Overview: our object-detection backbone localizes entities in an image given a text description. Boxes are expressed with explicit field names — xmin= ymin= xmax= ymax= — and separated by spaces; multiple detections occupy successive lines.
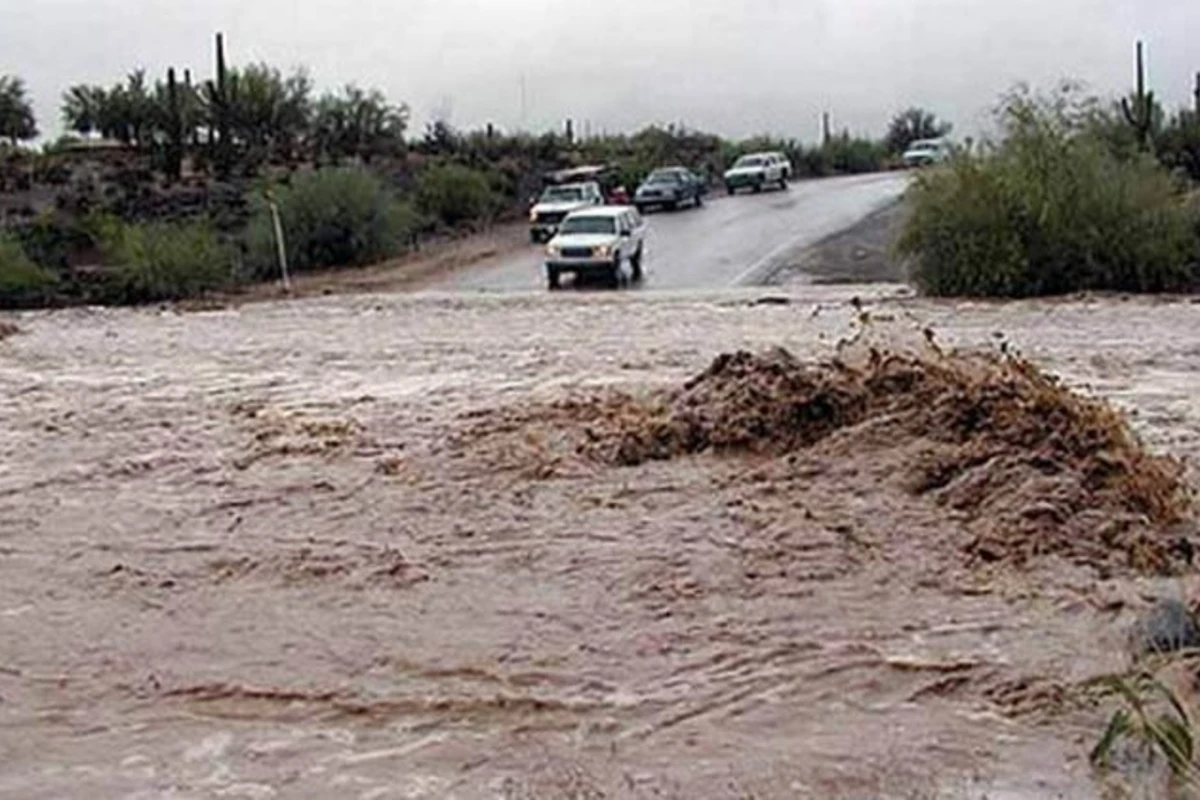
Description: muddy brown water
xmin=1 ymin=286 xmax=1199 ymax=798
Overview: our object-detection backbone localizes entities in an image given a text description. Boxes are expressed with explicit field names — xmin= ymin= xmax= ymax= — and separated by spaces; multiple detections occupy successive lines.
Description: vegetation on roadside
xmin=243 ymin=167 xmax=419 ymax=278
xmin=95 ymin=216 xmax=236 ymax=303
xmin=899 ymin=84 xmax=1200 ymax=298
xmin=0 ymin=232 xmax=57 ymax=308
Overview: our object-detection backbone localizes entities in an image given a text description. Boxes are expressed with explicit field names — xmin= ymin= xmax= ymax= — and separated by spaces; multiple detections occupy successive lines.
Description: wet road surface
xmin=434 ymin=173 xmax=910 ymax=291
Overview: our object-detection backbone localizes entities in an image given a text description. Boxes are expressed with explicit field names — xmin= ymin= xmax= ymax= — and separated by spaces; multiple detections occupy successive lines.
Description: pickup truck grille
xmin=535 ymin=211 xmax=567 ymax=225
xmin=560 ymin=247 xmax=594 ymax=259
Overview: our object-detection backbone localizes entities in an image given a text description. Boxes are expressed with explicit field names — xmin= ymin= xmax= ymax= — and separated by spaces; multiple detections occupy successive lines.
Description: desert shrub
xmin=244 ymin=167 xmax=418 ymax=277
xmin=822 ymin=134 xmax=889 ymax=175
xmin=1157 ymin=111 xmax=1200 ymax=183
xmin=898 ymin=88 xmax=1199 ymax=297
xmin=0 ymin=232 xmax=58 ymax=308
xmin=414 ymin=162 xmax=501 ymax=229
xmin=97 ymin=218 xmax=235 ymax=303
xmin=12 ymin=212 xmax=87 ymax=270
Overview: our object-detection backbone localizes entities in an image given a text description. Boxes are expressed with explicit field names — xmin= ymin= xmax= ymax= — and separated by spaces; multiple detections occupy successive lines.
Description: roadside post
xmin=264 ymin=187 xmax=291 ymax=292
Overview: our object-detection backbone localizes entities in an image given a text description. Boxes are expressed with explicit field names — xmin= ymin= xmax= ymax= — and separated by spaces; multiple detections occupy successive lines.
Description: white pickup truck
xmin=544 ymin=206 xmax=647 ymax=290
xmin=529 ymin=182 xmax=605 ymax=243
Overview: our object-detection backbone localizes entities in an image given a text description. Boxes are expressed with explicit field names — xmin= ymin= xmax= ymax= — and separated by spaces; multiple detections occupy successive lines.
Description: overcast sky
xmin=2 ymin=0 xmax=1197 ymax=142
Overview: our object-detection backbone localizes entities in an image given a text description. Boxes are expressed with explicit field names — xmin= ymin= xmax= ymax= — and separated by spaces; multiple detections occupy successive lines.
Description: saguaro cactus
xmin=1121 ymin=41 xmax=1156 ymax=149
xmin=165 ymin=67 xmax=183 ymax=181
xmin=208 ymin=32 xmax=233 ymax=177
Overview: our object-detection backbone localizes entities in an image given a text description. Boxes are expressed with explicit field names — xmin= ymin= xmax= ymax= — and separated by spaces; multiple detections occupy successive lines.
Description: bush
xmin=98 ymin=218 xmax=235 ymax=303
xmin=822 ymin=134 xmax=890 ymax=175
xmin=898 ymin=89 xmax=1199 ymax=297
xmin=414 ymin=163 xmax=502 ymax=229
xmin=244 ymin=167 xmax=417 ymax=277
xmin=1157 ymin=111 xmax=1200 ymax=183
xmin=0 ymin=232 xmax=58 ymax=308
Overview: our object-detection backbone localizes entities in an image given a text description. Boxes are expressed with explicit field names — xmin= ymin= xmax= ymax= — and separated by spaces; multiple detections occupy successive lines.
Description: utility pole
xmin=821 ymin=112 xmax=832 ymax=146
xmin=519 ymin=74 xmax=527 ymax=131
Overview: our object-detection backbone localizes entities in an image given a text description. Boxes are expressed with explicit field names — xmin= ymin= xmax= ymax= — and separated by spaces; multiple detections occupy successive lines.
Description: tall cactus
xmin=1121 ymin=41 xmax=1156 ymax=149
xmin=165 ymin=67 xmax=184 ymax=181
xmin=1194 ymin=71 xmax=1199 ymax=115
xmin=184 ymin=68 xmax=199 ymax=148
xmin=208 ymin=32 xmax=233 ymax=177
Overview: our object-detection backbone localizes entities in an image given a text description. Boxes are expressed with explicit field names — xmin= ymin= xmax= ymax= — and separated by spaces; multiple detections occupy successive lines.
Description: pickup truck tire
xmin=630 ymin=246 xmax=644 ymax=282
xmin=694 ymin=193 xmax=704 ymax=208
xmin=635 ymin=204 xmax=648 ymax=215
xmin=547 ymin=267 xmax=561 ymax=291
xmin=752 ymin=181 xmax=763 ymax=194
xmin=780 ymin=175 xmax=790 ymax=190
xmin=530 ymin=230 xmax=543 ymax=244
xmin=726 ymin=185 xmax=736 ymax=196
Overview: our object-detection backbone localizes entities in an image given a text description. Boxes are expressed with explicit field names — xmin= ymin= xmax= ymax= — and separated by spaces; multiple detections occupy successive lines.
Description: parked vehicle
xmin=544 ymin=206 xmax=647 ymax=290
xmin=723 ymin=152 xmax=790 ymax=194
xmin=634 ymin=167 xmax=706 ymax=212
xmin=528 ymin=182 xmax=604 ymax=243
xmin=902 ymin=138 xmax=951 ymax=168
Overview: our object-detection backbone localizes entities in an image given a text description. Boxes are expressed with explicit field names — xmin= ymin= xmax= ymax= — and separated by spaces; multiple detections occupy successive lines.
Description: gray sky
xmin=3 ymin=0 xmax=1197 ymax=142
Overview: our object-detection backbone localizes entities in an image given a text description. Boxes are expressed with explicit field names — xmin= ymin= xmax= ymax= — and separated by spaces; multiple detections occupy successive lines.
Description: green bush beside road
xmin=899 ymin=89 xmax=1200 ymax=298
xmin=0 ymin=232 xmax=58 ymax=308
xmin=97 ymin=218 xmax=235 ymax=303
xmin=244 ymin=167 xmax=420 ymax=278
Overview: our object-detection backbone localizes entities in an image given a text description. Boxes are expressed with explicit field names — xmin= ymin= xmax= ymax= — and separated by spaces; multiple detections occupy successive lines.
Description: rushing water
xmin=1 ymin=287 xmax=1197 ymax=798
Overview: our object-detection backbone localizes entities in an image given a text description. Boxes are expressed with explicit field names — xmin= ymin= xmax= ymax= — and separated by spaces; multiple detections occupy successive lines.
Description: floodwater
xmin=1 ymin=286 xmax=1198 ymax=798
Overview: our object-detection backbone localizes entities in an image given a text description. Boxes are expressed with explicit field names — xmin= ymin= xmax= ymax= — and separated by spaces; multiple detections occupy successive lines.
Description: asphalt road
xmin=433 ymin=171 xmax=910 ymax=291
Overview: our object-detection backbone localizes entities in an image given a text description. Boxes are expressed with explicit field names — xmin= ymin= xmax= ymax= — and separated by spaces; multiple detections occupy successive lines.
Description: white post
xmin=266 ymin=190 xmax=290 ymax=292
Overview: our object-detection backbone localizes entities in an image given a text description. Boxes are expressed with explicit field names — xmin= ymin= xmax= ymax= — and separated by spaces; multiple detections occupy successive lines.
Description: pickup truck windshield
xmin=734 ymin=156 xmax=765 ymax=168
xmin=559 ymin=216 xmax=616 ymax=235
xmin=541 ymin=187 xmax=584 ymax=202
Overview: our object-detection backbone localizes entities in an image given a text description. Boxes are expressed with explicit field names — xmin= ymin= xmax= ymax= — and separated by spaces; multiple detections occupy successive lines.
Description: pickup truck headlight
xmin=530 ymin=209 xmax=538 ymax=222
xmin=593 ymin=245 xmax=612 ymax=259
xmin=546 ymin=244 xmax=560 ymax=257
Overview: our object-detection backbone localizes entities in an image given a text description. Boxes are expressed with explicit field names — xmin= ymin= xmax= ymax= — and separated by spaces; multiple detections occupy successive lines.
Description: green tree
xmin=61 ymin=84 xmax=105 ymax=136
xmin=0 ymin=75 xmax=38 ymax=145
xmin=226 ymin=64 xmax=312 ymax=165
xmin=885 ymin=107 xmax=952 ymax=154
xmin=313 ymin=85 xmax=408 ymax=165
xmin=62 ymin=72 xmax=157 ymax=147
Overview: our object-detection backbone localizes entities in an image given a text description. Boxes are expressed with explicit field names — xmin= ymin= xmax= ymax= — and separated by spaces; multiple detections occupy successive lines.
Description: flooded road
xmin=1 ymin=287 xmax=1199 ymax=798
xmin=433 ymin=173 xmax=909 ymax=291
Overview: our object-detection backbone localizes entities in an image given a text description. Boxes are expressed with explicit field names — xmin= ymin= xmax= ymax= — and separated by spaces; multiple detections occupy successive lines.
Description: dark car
xmin=634 ymin=167 xmax=706 ymax=213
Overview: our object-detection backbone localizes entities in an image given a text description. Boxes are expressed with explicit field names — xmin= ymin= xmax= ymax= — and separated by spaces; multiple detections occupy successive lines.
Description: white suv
xmin=544 ymin=207 xmax=647 ymax=290
xmin=723 ymin=152 xmax=791 ymax=194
